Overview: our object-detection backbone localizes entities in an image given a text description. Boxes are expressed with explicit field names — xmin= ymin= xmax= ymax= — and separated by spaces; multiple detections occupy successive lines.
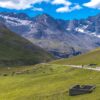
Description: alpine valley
xmin=0 ymin=12 xmax=100 ymax=58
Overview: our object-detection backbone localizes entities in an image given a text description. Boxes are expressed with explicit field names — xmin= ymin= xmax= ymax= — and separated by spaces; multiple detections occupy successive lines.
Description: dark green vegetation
xmin=0 ymin=22 xmax=54 ymax=66
xmin=53 ymin=48 xmax=100 ymax=66
xmin=0 ymin=64 xmax=100 ymax=100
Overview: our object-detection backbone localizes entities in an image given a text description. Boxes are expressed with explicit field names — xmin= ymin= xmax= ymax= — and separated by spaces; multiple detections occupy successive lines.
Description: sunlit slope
xmin=52 ymin=48 xmax=100 ymax=65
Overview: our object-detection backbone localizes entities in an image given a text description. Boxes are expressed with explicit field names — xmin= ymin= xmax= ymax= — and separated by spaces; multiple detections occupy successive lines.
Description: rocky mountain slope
xmin=0 ymin=21 xmax=54 ymax=66
xmin=0 ymin=12 xmax=100 ymax=57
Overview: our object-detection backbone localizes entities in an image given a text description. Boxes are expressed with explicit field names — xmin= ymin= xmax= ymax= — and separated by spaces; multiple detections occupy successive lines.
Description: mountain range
xmin=0 ymin=12 xmax=100 ymax=58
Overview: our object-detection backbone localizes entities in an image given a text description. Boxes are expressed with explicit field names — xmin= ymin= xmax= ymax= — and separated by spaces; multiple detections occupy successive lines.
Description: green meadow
xmin=0 ymin=64 xmax=100 ymax=100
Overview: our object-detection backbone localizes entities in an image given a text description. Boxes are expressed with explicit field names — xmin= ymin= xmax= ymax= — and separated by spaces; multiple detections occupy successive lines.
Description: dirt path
xmin=67 ymin=65 xmax=100 ymax=71
xmin=41 ymin=63 xmax=100 ymax=71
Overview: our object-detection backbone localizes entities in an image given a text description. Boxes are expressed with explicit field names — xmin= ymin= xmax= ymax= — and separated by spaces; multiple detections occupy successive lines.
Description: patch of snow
xmin=0 ymin=15 xmax=32 ymax=25
xmin=91 ymin=32 xmax=100 ymax=38
xmin=75 ymin=28 xmax=85 ymax=33
xmin=66 ymin=28 xmax=71 ymax=31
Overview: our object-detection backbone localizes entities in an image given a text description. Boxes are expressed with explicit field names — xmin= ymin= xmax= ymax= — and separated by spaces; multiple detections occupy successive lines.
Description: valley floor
xmin=0 ymin=64 xmax=100 ymax=100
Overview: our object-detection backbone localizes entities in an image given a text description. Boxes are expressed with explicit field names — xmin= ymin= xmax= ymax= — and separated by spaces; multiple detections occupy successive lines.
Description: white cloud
xmin=52 ymin=0 xmax=71 ymax=6
xmin=71 ymin=4 xmax=82 ymax=11
xmin=83 ymin=0 xmax=100 ymax=9
xmin=33 ymin=7 xmax=43 ymax=11
xmin=52 ymin=0 xmax=81 ymax=13
xmin=56 ymin=4 xmax=81 ymax=13
xmin=0 ymin=0 xmax=49 ymax=10
xmin=56 ymin=6 xmax=70 ymax=12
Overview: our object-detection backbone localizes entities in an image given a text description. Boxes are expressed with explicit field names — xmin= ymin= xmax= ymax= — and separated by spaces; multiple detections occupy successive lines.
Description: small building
xmin=89 ymin=64 xmax=97 ymax=66
xmin=69 ymin=85 xmax=96 ymax=96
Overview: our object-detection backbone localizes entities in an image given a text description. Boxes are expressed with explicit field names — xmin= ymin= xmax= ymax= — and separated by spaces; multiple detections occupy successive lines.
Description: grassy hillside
xmin=52 ymin=48 xmax=100 ymax=66
xmin=0 ymin=64 xmax=100 ymax=100
xmin=0 ymin=23 xmax=54 ymax=66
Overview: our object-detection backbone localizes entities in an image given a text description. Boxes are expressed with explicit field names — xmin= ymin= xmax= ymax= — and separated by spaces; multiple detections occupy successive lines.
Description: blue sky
xmin=0 ymin=0 xmax=100 ymax=20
